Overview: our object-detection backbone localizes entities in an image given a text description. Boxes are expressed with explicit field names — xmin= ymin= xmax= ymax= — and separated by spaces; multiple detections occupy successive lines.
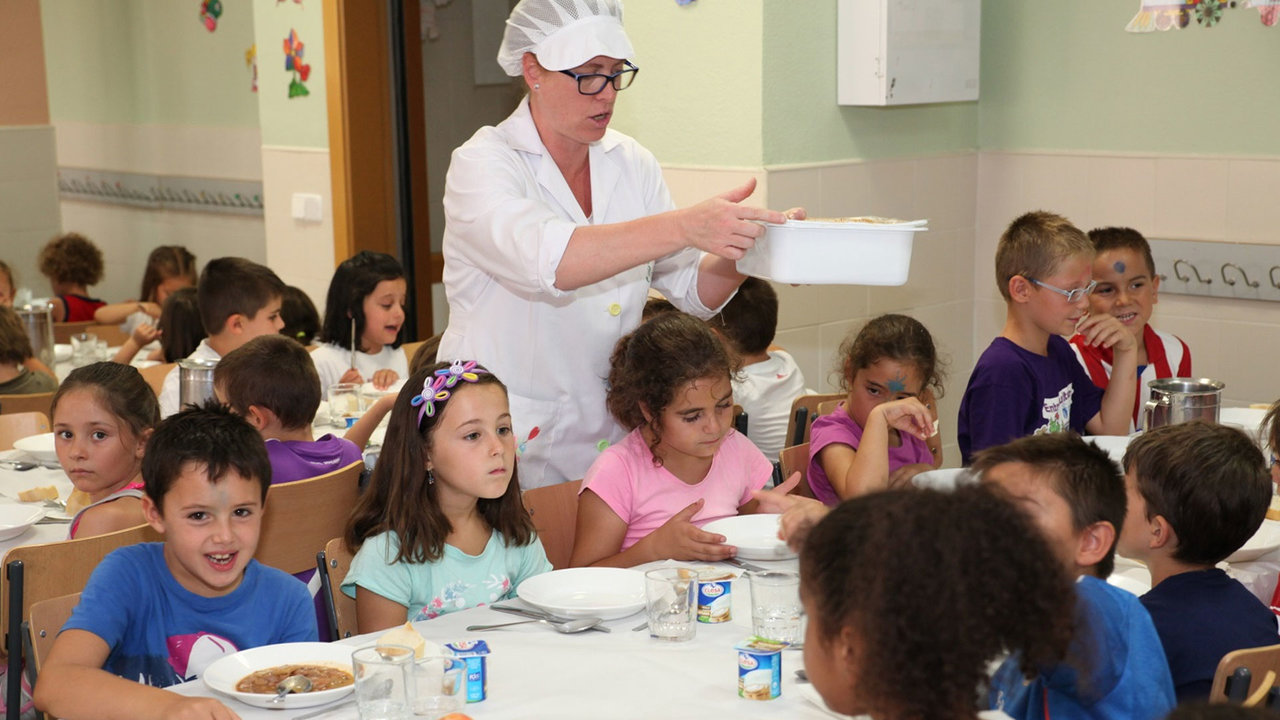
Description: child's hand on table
xmin=163 ymin=695 xmax=241 ymax=720
xmin=647 ymin=499 xmax=737 ymax=562
xmin=750 ymin=473 xmax=829 ymax=552
xmin=369 ymin=368 xmax=399 ymax=391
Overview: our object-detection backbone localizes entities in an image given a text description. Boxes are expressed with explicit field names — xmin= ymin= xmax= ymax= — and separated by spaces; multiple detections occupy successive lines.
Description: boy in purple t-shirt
xmin=958 ymin=211 xmax=1138 ymax=464
xmin=213 ymin=335 xmax=363 ymax=484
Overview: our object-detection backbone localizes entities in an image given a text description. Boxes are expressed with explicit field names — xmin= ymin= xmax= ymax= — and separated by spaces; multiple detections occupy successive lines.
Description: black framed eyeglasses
xmin=559 ymin=60 xmax=639 ymax=96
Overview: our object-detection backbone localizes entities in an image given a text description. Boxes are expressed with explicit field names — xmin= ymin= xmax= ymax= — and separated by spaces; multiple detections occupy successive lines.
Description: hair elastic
xmin=411 ymin=360 xmax=485 ymax=426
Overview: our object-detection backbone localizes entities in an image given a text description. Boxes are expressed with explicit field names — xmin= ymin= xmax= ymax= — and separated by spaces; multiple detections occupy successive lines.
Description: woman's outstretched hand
xmin=679 ymin=178 xmax=791 ymax=260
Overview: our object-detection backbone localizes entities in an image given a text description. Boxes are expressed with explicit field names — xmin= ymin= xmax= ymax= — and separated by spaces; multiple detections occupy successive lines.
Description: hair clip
xmin=410 ymin=360 xmax=485 ymax=426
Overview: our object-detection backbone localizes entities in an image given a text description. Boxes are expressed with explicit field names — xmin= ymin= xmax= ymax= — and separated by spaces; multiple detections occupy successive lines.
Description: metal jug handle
xmin=1143 ymin=395 xmax=1169 ymax=432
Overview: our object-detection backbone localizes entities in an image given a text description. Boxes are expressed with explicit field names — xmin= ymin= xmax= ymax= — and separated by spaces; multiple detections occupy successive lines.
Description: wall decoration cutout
xmin=1127 ymin=0 xmax=1277 ymax=31
xmin=199 ymin=0 xmax=222 ymax=32
xmin=245 ymin=45 xmax=258 ymax=93
xmin=284 ymin=29 xmax=311 ymax=98
xmin=421 ymin=0 xmax=454 ymax=42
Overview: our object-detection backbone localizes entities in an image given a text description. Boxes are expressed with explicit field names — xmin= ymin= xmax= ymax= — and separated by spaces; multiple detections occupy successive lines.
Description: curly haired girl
xmin=38 ymin=232 xmax=106 ymax=322
xmin=800 ymin=485 xmax=1074 ymax=720
xmin=570 ymin=312 xmax=796 ymax=568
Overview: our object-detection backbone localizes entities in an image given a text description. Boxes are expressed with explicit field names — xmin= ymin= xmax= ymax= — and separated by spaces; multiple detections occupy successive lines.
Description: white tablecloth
xmin=0 ymin=450 xmax=75 ymax=557
xmin=168 ymin=558 xmax=839 ymax=719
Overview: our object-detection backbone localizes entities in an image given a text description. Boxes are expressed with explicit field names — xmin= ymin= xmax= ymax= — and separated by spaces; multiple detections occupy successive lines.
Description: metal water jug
xmin=15 ymin=302 xmax=55 ymax=368
xmin=1143 ymin=378 xmax=1224 ymax=431
xmin=178 ymin=358 xmax=219 ymax=410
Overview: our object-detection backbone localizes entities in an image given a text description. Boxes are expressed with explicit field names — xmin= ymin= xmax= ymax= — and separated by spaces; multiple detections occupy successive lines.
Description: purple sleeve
xmin=958 ymin=360 xmax=1035 ymax=465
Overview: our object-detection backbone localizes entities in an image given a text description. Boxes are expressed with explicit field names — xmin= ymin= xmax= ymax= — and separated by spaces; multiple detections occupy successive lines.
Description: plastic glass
xmin=748 ymin=570 xmax=803 ymax=644
xmin=412 ymin=655 xmax=466 ymax=718
xmin=644 ymin=567 xmax=697 ymax=642
xmin=328 ymin=383 xmax=363 ymax=427
xmin=352 ymin=644 xmax=414 ymax=720
xmin=69 ymin=332 xmax=98 ymax=367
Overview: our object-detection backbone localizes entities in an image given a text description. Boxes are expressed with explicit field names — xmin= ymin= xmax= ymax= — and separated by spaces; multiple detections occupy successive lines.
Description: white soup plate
xmin=702 ymin=514 xmax=796 ymax=561
xmin=13 ymin=434 xmax=58 ymax=465
xmin=516 ymin=567 xmax=645 ymax=620
xmin=1228 ymin=520 xmax=1280 ymax=563
xmin=202 ymin=642 xmax=356 ymax=709
xmin=0 ymin=503 xmax=46 ymax=541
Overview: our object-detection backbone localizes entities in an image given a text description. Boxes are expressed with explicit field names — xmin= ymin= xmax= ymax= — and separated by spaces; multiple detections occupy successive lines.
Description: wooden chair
xmin=400 ymin=340 xmax=425 ymax=365
xmin=317 ymin=538 xmax=358 ymax=641
xmin=778 ymin=443 xmax=815 ymax=499
xmin=255 ymin=461 xmax=363 ymax=575
xmin=784 ymin=393 xmax=843 ymax=447
xmin=51 ymin=322 xmax=94 ymax=344
xmin=0 ymin=412 xmax=49 ymax=451
xmin=84 ymin=324 xmax=129 ymax=347
xmin=138 ymin=362 xmax=175 ymax=397
xmin=27 ymin=591 xmax=79 ymax=678
xmin=0 ymin=392 xmax=55 ymax=419
xmin=3 ymin=523 xmax=162 ymax=719
xmin=1211 ymin=643 xmax=1280 ymax=706
xmin=522 ymin=479 xmax=583 ymax=570
xmin=816 ymin=399 xmax=841 ymax=418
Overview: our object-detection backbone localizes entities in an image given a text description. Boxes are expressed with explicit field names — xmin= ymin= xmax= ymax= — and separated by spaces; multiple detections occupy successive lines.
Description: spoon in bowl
xmin=465 ymin=617 xmax=601 ymax=634
xmin=266 ymin=675 xmax=312 ymax=707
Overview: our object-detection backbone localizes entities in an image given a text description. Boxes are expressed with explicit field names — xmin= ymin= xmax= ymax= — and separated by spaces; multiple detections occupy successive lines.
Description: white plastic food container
xmin=735 ymin=217 xmax=927 ymax=285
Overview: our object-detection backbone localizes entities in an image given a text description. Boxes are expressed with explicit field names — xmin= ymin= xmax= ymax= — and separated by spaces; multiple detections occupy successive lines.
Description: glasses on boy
xmin=560 ymin=60 xmax=639 ymax=95
xmin=1028 ymin=278 xmax=1097 ymax=304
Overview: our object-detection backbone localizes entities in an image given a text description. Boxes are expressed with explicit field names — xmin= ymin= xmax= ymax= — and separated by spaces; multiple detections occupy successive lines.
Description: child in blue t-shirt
xmin=341 ymin=361 xmax=551 ymax=632
xmin=975 ymin=433 xmax=1176 ymax=720
xmin=34 ymin=403 xmax=317 ymax=720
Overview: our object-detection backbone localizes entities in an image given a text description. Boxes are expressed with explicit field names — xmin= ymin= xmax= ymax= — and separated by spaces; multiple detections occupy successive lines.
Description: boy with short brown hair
xmin=958 ymin=211 xmax=1138 ymax=464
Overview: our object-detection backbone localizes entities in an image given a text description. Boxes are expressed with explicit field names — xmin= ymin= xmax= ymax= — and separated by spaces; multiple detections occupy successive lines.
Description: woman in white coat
xmin=438 ymin=0 xmax=801 ymax=488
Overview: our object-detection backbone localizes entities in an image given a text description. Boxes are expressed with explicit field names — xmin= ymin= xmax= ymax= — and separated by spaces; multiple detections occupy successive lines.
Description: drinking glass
xmin=328 ymin=382 xmax=363 ymax=427
xmin=644 ymin=567 xmax=697 ymax=642
xmin=412 ymin=654 xmax=466 ymax=718
xmin=352 ymin=644 xmax=414 ymax=720
xmin=747 ymin=570 xmax=803 ymax=644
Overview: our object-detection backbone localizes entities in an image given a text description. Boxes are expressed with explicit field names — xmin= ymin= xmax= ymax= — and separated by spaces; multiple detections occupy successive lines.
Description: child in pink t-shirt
xmin=570 ymin=312 xmax=794 ymax=568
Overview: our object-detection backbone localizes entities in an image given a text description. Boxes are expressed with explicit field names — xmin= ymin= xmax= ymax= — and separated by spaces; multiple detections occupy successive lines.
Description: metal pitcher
xmin=1143 ymin=378 xmax=1225 ymax=431
xmin=15 ymin=302 xmax=55 ymax=368
xmin=178 ymin=358 xmax=219 ymax=410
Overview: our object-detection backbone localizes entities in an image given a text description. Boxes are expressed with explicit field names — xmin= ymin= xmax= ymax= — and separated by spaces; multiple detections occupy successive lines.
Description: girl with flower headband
xmin=341 ymin=360 xmax=551 ymax=631
xmin=570 ymin=313 xmax=799 ymax=567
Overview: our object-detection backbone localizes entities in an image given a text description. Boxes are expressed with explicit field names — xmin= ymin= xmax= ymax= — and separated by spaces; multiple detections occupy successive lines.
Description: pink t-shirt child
xmin=580 ymin=428 xmax=773 ymax=551
xmin=806 ymin=402 xmax=934 ymax=506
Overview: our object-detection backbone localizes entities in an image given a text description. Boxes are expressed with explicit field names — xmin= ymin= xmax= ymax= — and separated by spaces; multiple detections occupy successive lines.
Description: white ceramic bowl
xmin=0 ymin=503 xmax=46 ymax=541
xmin=1227 ymin=520 xmax=1280 ymax=563
xmin=202 ymin=642 xmax=356 ymax=709
xmin=516 ymin=567 xmax=645 ymax=620
xmin=735 ymin=217 xmax=927 ymax=285
xmin=13 ymin=433 xmax=58 ymax=465
xmin=53 ymin=343 xmax=72 ymax=363
xmin=701 ymin=514 xmax=796 ymax=561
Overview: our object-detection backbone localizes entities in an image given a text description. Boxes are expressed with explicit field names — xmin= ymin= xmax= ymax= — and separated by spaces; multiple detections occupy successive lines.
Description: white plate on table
xmin=0 ymin=503 xmax=47 ymax=541
xmin=13 ymin=434 xmax=58 ymax=465
xmin=1227 ymin=520 xmax=1280 ymax=563
xmin=54 ymin=344 xmax=72 ymax=363
xmin=702 ymin=514 xmax=796 ymax=561
xmin=202 ymin=642 xmax=356 ymax=709
xmin=516 ymin=567 xmax=645 ymax=620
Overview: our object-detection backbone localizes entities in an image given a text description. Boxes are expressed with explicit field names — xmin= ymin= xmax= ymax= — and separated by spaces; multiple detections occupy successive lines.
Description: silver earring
xmin=426 ymin=469 xmax=435 ymax=485
xmin=533 ymin=83 xmax=540 ymax=90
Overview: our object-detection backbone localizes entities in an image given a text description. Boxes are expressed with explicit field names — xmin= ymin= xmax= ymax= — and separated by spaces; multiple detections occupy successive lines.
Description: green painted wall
xmin=609 ymin=0 xmax=764 ymax=167
xmin=761 ymin=2 xmax=979 ymax=165
xmin=252 ymin=0 xmax=327 ymax=149
xmin=41 ymin=0 xmax=259 ymax=127
xmin=980 ymin=0 xmax=1280 ymax=155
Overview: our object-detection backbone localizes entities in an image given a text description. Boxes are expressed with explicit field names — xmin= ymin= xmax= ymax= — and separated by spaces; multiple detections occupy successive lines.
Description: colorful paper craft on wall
xmin=284 ymin=29 xmax=311 ymax=98
xmin=199 ymin=0 xmax=222 ymax=32
xmin=245 ymin=45 xmax=258 ymax=93
xmin=1127 ymin=0 xmax=1278 ymax=31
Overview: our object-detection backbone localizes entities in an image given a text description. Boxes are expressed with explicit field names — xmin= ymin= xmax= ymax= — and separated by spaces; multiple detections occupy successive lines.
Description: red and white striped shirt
xmin=1069 ymin=324 xmax=1192 ymax=433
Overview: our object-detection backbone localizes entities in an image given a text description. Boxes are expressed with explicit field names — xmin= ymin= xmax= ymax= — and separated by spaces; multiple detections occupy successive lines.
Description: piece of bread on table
xmin=64 ymin=489 xmax=92 ymax=517
xmin=17 ymin=485 xmax=58 ymax=503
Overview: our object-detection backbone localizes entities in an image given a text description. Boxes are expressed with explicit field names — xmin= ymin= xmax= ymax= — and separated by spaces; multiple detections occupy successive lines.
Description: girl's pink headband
xmin=410 ymin=360 xmax=486 ymax=427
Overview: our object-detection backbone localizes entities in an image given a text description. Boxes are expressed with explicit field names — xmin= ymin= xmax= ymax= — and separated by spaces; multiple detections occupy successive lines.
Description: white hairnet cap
xmin=498 ymin=0 xmax=635 ymax=77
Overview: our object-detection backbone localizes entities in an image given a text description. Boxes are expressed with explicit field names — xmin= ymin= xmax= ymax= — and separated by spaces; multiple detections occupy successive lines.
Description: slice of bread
xmin=17 ymin=485 xmax=57 ymax=503
xmin=379 ymin=622 xmax=427 ymax=659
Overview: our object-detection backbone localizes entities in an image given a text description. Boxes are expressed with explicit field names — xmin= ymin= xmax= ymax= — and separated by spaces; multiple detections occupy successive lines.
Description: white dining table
xmin=167 ymin=557 xmax=844 ymax=720
xmin=0 ymin=450 xmax=75 ymax=555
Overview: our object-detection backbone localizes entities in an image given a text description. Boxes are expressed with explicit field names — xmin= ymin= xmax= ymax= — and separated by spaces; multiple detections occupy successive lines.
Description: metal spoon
xmin=465 ymin=617 xmax=601 ymax=633
xmin=266 ymin=675 xmax=312 ymax=707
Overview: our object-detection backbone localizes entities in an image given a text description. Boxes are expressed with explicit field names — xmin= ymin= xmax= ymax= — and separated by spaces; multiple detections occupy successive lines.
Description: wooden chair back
xmin=0 ymin=412 xmax=49 ymax=451
xmin=784 ymin=393 xmax=843 ymax=447
xmin=52 ymin=322 xmax=94 ymax=344
xmin=138 ymin=362 xmax=175 ymax=397
xmin=778 ymin=443 xmax=815 ymax=499
xmin=318 ymin=537 xmax=358 ymax=641
xmin=816 ymin=399 xmax=841 ymax=418
xmin=1212 ymin=643 xmax=1280 ymax=706
xmin=522 ymin=479 xmax=582 ymax=570
xmin=3 ymin=523 xmax=161 ymax=719
xmin=256 ymin=461 xmax=363 ymax=574
xmin=85 ymin=324 xmax=130 ymax=347
xmin=28 ymin=592 xmax=80 ymax=677
xmin=0 ymin=392 xmax=55 ymax=418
